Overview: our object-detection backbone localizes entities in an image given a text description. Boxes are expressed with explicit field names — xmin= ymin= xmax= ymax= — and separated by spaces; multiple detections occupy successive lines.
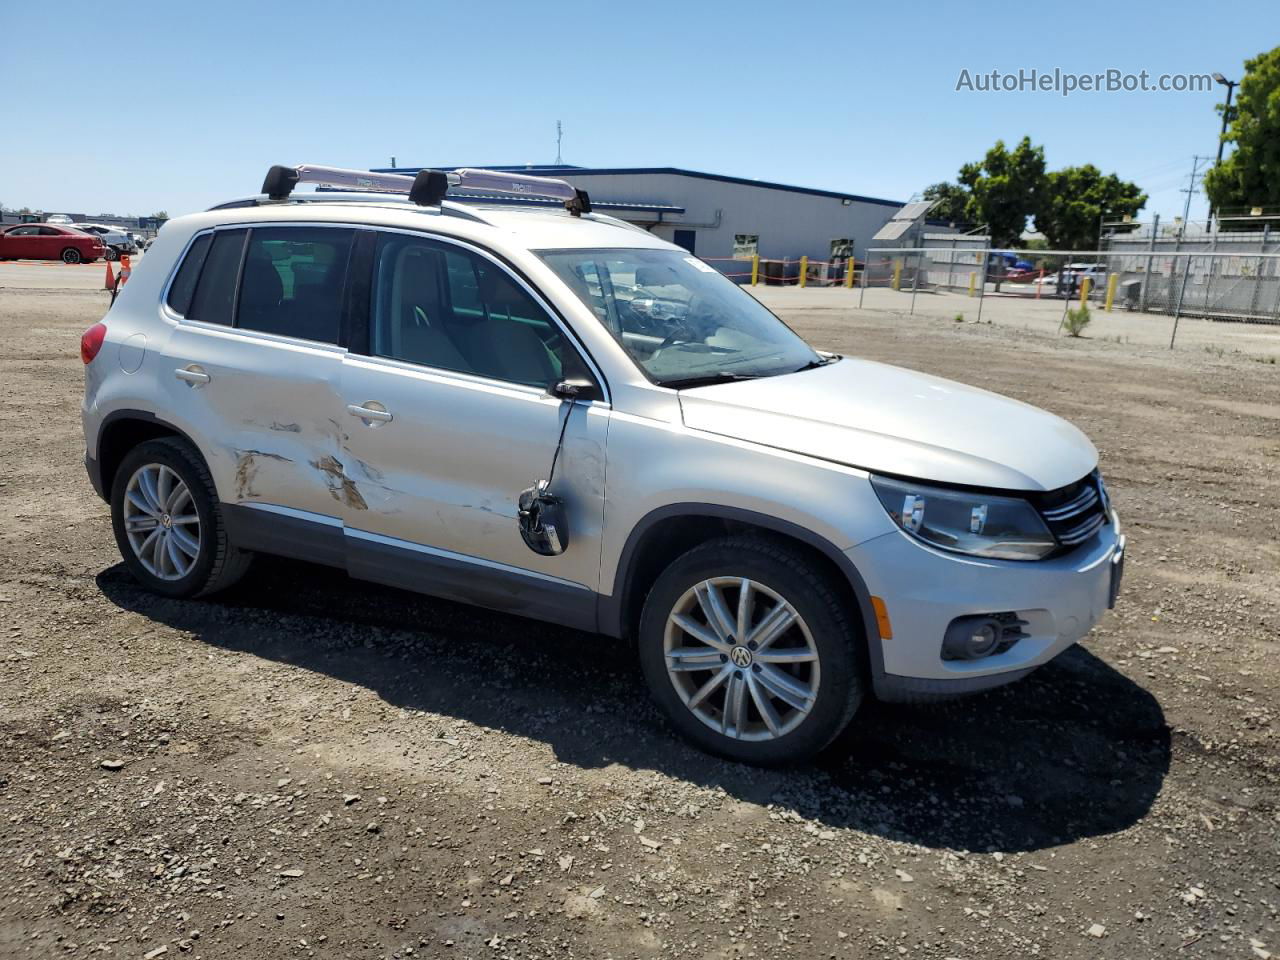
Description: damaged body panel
xmin=160 ymin=319 xmax=349 ymax=520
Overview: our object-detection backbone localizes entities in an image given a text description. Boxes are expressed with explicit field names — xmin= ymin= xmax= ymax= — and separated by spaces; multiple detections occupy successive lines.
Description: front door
xmin=338 ymin=231 xmax=608 ymax=629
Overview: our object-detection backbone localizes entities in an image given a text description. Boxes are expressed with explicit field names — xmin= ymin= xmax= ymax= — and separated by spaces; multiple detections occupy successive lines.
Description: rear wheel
xmin=61 ymin=247 xmax=82 ymax=264
xmin=638 ymin=536 xmax=864 ymax=765
xmin=110 ymin=438 xmax=252 ymax=598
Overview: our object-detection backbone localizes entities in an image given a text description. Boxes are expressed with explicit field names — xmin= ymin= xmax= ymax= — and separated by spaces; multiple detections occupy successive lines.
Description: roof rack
xmin=260 ymin=163 xmax=592 ymax=216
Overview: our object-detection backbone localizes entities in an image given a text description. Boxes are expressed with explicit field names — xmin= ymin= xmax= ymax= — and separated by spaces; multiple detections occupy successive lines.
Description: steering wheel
xmin=656 ymin=294 xmax=723 ymax=350
xmin=657 ymin=320 xmax=699 ymax=351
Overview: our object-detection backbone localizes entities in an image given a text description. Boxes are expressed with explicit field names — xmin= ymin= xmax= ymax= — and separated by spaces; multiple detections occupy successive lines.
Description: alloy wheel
xmin=122 ymin=464 xmax=201 ymax=581
xmin=663 ymin=576 xmax=820 ymax=742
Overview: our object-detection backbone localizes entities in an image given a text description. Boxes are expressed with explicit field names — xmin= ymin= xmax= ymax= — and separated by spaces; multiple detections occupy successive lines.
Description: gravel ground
xmin=0 ymin=277 xmax=1277 ymax=960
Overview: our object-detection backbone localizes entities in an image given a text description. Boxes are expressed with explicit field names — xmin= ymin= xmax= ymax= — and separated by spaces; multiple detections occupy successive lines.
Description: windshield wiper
xmin=662 ymin=372 xmax=762 ymax=389
xmin=792 ymin=355 xmax=839 ymax=373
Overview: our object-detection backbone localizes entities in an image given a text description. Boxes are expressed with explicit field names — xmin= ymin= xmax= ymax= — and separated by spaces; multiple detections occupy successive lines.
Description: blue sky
xmin=0 ymin=1 xmax=1267 ymax=221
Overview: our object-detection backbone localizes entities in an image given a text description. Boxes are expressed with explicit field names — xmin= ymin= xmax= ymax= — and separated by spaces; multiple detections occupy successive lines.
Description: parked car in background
xmin=72 ymin=224 xmax=136 ymax=260
xmin=0 ymin=223 xmax=104 ymax=263
xmin=45 ymin=214 xmax=74 ymax=225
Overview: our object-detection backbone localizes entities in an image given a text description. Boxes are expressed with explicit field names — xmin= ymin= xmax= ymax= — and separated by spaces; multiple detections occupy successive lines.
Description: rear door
xmin=158 ymin=225 xmax=357 ymax=558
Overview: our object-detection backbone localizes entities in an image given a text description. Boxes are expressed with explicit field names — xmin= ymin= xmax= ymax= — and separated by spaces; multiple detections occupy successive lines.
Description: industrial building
xmin=374 ymin=164 xmax=906 ymax=267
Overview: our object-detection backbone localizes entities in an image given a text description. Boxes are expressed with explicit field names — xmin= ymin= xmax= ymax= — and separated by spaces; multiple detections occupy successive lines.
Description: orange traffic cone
xmin=104 ymin=261 xmax=116 ymax=291
xmin=118 ymin=255 xmax=132 ymax=286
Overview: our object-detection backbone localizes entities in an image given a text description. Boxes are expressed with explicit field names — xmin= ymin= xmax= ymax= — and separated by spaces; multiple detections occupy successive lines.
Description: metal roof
xmin=374 ymin=165 xmax=903 ymax=208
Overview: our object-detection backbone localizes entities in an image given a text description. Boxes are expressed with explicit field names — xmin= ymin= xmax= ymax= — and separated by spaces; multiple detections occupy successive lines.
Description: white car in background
xmin=46 ymin=214 xmax=74 ymax=225
xmin=72 ymin=224 xmax=137 ymax=260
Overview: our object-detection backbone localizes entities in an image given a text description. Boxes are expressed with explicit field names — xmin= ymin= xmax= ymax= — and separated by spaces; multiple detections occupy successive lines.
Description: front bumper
xmin=850 ymin=511 xmax=1124 ymax=702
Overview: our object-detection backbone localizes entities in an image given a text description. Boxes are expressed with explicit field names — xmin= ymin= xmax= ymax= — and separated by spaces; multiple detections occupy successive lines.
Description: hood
xmin=678 ymin=358 xmax=1097 ymax=492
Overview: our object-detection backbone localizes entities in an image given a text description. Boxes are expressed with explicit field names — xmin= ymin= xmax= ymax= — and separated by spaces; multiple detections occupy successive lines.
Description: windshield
xmin=538 ymin=248 xmax=822 ymax=387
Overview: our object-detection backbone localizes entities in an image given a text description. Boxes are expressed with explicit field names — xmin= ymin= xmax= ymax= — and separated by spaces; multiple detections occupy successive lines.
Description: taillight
xmin=81 ymin=323 xmax=107 ymax=364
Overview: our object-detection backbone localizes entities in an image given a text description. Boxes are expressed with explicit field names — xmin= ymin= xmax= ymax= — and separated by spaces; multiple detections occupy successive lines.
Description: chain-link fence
xmin=861 ymin=245 xmax=1280 ymax=336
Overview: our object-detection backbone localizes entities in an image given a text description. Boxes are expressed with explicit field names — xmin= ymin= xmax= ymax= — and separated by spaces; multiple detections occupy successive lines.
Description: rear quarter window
xmin=165 ymin=233 xmax=213 ymax=316
xmin=187 ymin=230 xmax=247 ymax=326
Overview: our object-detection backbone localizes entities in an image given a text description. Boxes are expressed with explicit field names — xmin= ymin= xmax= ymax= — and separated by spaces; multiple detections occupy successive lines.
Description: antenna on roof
xmin=555 ymin=120 xmax=563 ymax=166
xmin=259 ymin=163 xmax=592 ymax=215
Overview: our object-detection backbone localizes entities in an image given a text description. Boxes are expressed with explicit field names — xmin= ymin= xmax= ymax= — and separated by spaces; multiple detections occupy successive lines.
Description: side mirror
xmin=551 ymin=377 xmax=602 ymax=403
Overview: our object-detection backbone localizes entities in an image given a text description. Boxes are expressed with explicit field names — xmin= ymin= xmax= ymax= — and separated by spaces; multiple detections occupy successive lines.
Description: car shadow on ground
xmin=97 ymin=556 xmax=1170 ymax=855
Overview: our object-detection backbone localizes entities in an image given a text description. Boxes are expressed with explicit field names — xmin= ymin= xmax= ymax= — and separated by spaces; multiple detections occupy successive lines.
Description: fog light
xmin=942 ymin=615 xmax=1021 ymax=661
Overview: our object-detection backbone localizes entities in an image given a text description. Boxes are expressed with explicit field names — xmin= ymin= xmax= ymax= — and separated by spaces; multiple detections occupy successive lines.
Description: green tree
xmin=1034 ymin=165 xmax=1146 ymax=251
xmin=150 ymin=210 xmax=169 ymax=221
xmin=1203 ymin=46 xmax=1280 ymax=216
xmin=922 ymin=182 xmax=970 ymax=226
xmin=957 ymin=137 xmax=1046 ymax=247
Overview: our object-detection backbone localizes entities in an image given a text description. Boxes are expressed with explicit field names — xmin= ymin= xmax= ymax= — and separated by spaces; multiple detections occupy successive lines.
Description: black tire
xmin=110 ymin=437 xmax=252 ymax=598
xmin=61 ymin=247 xmax=82 ymax=264
xmin=103 ymin=247 xmax=118 ymax=262
xmin=637 ymin=535 xmax=864 ymax=765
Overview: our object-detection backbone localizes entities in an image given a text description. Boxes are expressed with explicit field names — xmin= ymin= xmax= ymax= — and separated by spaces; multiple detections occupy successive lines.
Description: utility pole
xmin=1208 ymin=72 xmax=1237 ymax=224
xmin=1179 ymin=155 xmax=1210 ymax=237
xmin=555 ymin=121 xmax=563 ymax=166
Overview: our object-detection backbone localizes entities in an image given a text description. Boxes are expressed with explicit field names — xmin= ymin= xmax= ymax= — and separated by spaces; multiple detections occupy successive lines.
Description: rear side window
xmin=236 ymin=227 xmax=354 ymax=344
xmin=188 ymin=230 xmax=247 ymax=326
xmin=166 ymin=234 xmax=212 ymax=316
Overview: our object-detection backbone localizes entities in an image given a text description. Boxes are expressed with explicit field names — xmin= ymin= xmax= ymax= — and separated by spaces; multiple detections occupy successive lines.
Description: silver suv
xmin=80 ymin=164 xmax=1124 ymax=764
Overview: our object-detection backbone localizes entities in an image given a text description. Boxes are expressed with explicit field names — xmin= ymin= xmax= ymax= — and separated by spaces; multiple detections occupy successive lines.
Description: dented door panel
xmin=338 ymin=355 xmax=609 ymax=592
xmin=161 ymin=322 xmax=349 ymax=519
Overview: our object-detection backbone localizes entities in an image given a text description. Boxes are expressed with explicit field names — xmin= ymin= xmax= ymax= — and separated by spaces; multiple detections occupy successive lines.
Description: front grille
xmin=1032 ymin=473 xmax=1109 ymax=550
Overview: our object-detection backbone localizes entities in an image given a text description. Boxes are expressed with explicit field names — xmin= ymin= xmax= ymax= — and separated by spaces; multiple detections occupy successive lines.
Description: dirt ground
xmin=1 ymin=267 xmax=1278 ymax=960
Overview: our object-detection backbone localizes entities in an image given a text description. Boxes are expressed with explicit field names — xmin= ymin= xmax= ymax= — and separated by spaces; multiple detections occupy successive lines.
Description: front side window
xmin=236 ymin=227 xmax=354 ymax=343
xmin=371 ymin=234 xmax=580 ymax=388
xmin=539 ymin=248 xmax=821 ymax=387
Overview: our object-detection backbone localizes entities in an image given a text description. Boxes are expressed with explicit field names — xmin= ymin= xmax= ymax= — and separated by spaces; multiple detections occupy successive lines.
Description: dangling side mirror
xmin=551 ymin=378 xmax=602 ymax=403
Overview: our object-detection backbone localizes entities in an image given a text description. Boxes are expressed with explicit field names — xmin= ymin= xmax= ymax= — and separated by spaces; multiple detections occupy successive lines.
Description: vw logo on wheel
xmin=729 ymin=645 xmax=753 ymax=668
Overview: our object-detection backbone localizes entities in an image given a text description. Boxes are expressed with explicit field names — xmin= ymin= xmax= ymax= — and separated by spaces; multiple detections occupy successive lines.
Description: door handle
xmin=347 ymin=402 xmax=393 ymax=423
xmin=175 ymin=365 xmax=210 ymax=386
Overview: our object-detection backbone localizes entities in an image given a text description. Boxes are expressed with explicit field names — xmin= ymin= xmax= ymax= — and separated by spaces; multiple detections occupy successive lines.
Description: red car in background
xmin=0 ymin=224 xmax=106 ymax=264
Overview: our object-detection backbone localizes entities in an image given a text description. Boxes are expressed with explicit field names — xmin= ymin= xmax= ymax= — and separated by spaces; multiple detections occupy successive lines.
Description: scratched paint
xmin=311 ymin=455 xmax=368 ymax=511
xmin=234 ymin=449 xmax=291 ymax=500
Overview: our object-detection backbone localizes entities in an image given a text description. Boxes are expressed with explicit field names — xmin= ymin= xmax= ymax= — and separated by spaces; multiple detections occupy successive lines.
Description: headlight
xmin=870 ymin=475 xmax=1056 ymax=561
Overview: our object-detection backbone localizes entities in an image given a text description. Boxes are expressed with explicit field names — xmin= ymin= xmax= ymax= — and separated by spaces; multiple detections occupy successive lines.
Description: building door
xmin=673 ymin=229 xmax=696 ymax=254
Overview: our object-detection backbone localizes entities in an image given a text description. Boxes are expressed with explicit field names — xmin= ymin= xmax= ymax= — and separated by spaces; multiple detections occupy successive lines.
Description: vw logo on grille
xmin=729 ymin=645 xmax=753 ymax=668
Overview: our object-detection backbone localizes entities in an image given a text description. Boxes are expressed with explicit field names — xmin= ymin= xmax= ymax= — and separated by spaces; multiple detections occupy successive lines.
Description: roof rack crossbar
xmin=261 ymin=163 xmax=590 ymax=214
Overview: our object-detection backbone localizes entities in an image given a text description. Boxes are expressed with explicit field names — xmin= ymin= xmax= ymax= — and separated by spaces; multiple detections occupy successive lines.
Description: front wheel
xmin=103 ymin=247 xmax=118 ymax=262
xmin=110 ymin=438 xmax=252 ymax=598
xmin=637 ymin=536 xmax=865 ymax=765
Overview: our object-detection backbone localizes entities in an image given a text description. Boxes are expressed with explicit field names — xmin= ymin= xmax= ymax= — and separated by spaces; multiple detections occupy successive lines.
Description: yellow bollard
xmin=799 ymin=255 xmax=808 ymax=288
xmin=751 ymin=254 xmax=759 ymax=286
xmin=844 ymin=257 xmax=855 ymax=288
xmin=968 ymin=272 xmax=976 ymax=297
xmin=1079 ymin=276 xmax=1091 ymax=307
xmin=892 ymin=260 xmax=902 ymax=291
xmin=1104 ymin=273 xmax=1118 ymax=312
